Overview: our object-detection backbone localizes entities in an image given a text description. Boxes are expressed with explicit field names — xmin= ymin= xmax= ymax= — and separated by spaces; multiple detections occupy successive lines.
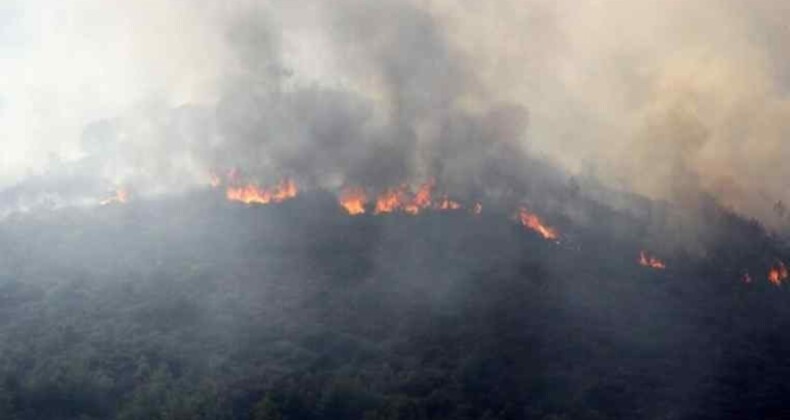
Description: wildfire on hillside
xmin=515 ymin=206 xmax=559 ymax=241
xmin=768 ymin=261 xmax=788 ymax=286
xmin=435 ymin=195 xmax=462 ymax=211
xmin=338 ymin=180 xmax=466 ymax=216
xmin=339 ymin=187 xmax=368 ymax=215
xmin=101 ymin=173 xmax=790 ymax=278
xmin=210 ymin=169 xmax=300 ymax=205
xmin=225 ymin=179 xmax=298 ymax=205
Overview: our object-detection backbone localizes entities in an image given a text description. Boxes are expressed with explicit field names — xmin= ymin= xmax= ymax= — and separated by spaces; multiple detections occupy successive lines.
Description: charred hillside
xmin=0 ymin=191 xmax=789 ymax=420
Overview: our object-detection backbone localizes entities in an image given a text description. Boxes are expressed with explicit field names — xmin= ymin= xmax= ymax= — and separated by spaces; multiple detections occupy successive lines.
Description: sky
xmin=0 ymin=0 xmax=227 ymax=180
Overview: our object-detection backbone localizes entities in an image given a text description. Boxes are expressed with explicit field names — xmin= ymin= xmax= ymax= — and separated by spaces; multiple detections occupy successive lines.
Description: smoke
xmin=3 ymin=0 xmax=790 ymax=228
xmin=428 ymin=0 xmax=790 ymax=227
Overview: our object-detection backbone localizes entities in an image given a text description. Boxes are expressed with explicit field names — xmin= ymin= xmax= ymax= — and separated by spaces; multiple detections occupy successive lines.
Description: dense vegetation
xmin=0 ymin=192 xmax=789 ymax=419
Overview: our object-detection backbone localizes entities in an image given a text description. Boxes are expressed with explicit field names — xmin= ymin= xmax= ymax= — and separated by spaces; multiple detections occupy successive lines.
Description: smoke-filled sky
xmin=2 ymin=0 xmax=790 ymax=226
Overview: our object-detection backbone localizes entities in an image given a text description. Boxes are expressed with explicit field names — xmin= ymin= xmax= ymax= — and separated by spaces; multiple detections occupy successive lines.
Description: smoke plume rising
xmin=3 ymin=0 xmax=790 ymax=229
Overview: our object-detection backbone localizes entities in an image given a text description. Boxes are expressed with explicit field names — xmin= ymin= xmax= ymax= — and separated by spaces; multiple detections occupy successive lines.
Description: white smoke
xmin=3 ymin=0 xmax=790 ymax=228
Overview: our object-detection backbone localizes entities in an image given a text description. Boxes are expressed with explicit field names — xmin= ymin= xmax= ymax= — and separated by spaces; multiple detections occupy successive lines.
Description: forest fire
xmin=100 ymin=188 xmax=129 ymax=206
xmin=213 ymin=171 xmax=469 ymax=215
xmin=639 ymin=251 xmax=666 ymax=270
xmin=373 ymin=183 xmax=433 ymax=215
xmin=435 ymin=196 xmax=462 ymax=211
xmin=339 ymin=181 xmax=466 ymax=216
xmin=205 ymin=174 xmax=790 ymax=284
xmin=225 ymin=179 xmax=298 ymax=205
xmin=339 ymin=187 xmax=368 ymax=215
xmin=373 ymin=186 xmax=407 ymax=214
xmin=403 ymin=181 xmax=434 ymax=215
xmin=515 ymin=207 xmax=559 ymax=241
xmin=768 ymin=261 xmax=788 ymax=286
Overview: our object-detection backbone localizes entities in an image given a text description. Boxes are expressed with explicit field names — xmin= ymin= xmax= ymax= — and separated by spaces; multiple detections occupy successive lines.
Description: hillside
xmin=0 ymin=191 xmax=789 ymax=419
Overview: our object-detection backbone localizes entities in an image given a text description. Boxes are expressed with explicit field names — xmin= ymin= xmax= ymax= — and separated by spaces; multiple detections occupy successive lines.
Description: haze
xmin=2 ymin=0 xmax=790 ymax=224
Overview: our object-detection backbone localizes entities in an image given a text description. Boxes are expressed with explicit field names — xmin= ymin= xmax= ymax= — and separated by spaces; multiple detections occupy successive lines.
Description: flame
xmin=339 ymin=187 xmax=368 ymax=215
xmin=435 ymin=196 xmax=462 ymax=211
xmin=639 ymin=250 xmax=666 ymax=270
xmin=516 ymin=207 xmax=558 ymax=240
xmin=768 ymin=261 xmax=788 ymax=286
xmin=403 ymin=181 xmax=435 ymax=215
xmin=341 ymin=181 xmax=466 ymax=216
xmin=226 ymin=179 xmax=298 ymax=205
xmin=100 ymin=188 xmax=129 ymax=206
xmin=209 ymin=172 xmax=789 ymax=282
xmin=370 ymin=181 xmax=442 ymax=215
xmin=374 ymin=186 xmax=408 ymax=214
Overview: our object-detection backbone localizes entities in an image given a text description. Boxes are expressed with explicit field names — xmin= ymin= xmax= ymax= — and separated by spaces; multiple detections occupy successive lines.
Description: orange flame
xmin=516 ymin=207 xmax=558 ymax=240
xmin=374 ymin=186 xmax=408 ymax=214
xmin=220 ymin=176 xmax=466 ymax=216
xmin=435 ymin=196 xmax=462 ymax=211
xmin=371 ymin=181 xmax=459 ymax=215
xmin=403 ymin=181 xmax=435 ymax=215
xmin=226 ymin=179 xmax=298 ymax=205
xmin=339 ymin=187 xmax=368 ymax=215
xmin=100 ymin=188 xmax=129 ymax=206
xmin=639 ymin=250 xmax=666 ymax=270
xmin=345 ymin=181 xmax=466 ymax=215
xmin=768 ymin=261 xmax=788 ymax=286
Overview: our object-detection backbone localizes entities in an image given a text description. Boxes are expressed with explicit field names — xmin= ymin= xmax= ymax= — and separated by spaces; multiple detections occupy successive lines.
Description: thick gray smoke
xmin=3 ymin=0 xmax=790 ymax=229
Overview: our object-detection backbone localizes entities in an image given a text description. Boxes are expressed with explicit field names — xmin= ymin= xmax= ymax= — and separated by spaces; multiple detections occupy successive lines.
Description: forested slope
xmin=0 ymin=192 xmax=789 ymax=419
